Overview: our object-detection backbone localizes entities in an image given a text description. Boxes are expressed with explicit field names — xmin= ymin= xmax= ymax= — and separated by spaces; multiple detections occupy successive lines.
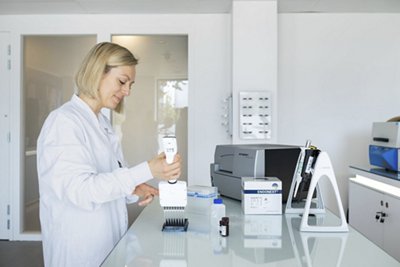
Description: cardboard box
xmin=241 ymin=177 xmax=282 ymax=215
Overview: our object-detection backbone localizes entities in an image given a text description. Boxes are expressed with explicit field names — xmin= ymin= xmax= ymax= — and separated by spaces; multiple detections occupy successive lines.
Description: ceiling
xmin=0 ymin=0 xmax=400 ymax=15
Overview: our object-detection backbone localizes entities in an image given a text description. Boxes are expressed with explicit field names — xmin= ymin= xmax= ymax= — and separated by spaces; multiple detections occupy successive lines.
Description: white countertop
xmin=349 ymin=165 xmax=400 ymax=183
xmin=101 ymin=197 xmax=399 ymax=267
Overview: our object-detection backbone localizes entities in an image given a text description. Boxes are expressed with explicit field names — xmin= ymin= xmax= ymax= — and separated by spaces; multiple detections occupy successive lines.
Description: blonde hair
xmin=75 ymin=42 xmax=138 ymax=113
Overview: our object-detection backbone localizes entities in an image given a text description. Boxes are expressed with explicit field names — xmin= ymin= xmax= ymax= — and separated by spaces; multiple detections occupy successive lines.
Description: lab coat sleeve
xmin=125 ymin=195 xmax=139 ymax=204
xmin=37 ymin=112 xmax=154 ymax=211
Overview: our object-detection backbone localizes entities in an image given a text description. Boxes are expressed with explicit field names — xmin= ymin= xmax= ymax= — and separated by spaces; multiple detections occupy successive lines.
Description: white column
xmin=232 ymin=0 xmax=278 ymax=144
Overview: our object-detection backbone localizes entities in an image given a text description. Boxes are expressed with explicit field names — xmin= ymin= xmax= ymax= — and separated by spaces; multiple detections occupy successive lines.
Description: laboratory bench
xmin=350 ymin=165 xmax=400 ymax=187
xmin=101 ymin=197 xmax=400 ymax=267
xmin=349 ymin=165 xmax=400 ymax=262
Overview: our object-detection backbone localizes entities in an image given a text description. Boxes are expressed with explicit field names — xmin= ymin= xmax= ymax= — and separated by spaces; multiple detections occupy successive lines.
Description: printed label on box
xmin=241 ymin=177 xmax=282 ymax=215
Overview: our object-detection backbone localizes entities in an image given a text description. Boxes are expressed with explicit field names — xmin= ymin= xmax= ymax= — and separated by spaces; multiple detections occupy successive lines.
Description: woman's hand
xmin=133 ymin=183 xmax=159 ymax=206
xmin=148 ymin=152 xmax=182 ymax=181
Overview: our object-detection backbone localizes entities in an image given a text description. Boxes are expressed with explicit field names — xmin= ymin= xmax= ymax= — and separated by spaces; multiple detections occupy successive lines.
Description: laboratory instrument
xmin=369 ymin=121 xmax=400 ymax=172
xmin=159 ymin=136 xmax=188 ymax=231
xmin=285 ymin=141 xmax=324 ymax=214
xmin=286 ymin=141 xmax=348 ymax=232
xmin=210 ymin=144 xmax=300 ymax=202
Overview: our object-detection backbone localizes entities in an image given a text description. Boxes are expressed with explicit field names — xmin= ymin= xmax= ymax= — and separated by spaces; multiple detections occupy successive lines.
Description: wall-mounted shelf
xmin=239 ymin=91 xmax=271 ymax=140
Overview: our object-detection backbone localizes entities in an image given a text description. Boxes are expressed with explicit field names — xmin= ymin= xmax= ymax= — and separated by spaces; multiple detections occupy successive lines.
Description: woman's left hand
xmin=133 ymin=183 xmax=159 ymax=206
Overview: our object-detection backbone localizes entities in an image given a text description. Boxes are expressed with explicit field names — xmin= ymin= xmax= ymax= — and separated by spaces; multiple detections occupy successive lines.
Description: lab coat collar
xmin=71 ymin=94 xmax=115 ymax=138
xmin=71 ymin=94 xmax=102 ymax=127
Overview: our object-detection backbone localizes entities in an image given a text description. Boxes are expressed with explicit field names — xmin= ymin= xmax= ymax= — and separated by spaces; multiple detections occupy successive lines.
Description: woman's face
xmin=98 ymin=65 xmax=136 ymax=110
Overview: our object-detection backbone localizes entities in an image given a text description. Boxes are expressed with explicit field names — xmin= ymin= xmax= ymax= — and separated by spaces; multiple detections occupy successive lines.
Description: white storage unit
xmin=349 ymin=173 xmax=400 ymax=262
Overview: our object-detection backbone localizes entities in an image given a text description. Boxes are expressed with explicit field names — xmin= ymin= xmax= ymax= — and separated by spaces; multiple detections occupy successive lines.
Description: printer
xmin=369 ymin=121 xmax=400 ymax=172
xmin=210 ymin=144 xmax=300 ymax=202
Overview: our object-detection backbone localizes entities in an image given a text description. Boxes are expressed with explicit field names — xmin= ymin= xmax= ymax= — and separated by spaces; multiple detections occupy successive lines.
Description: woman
xmin=37 ymin=42 xmax=181 ymax=267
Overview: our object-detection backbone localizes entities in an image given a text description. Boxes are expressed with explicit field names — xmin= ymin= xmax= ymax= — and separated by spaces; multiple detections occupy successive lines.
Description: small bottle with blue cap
xmin=210 ymin=198 xmax=226 ymax=230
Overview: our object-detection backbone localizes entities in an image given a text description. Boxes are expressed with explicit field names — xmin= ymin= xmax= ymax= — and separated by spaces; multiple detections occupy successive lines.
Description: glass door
xmin=112 ymin=35 xmax=188 ymax=224
xmin=22 ymin=35 xmax=96 ymax=233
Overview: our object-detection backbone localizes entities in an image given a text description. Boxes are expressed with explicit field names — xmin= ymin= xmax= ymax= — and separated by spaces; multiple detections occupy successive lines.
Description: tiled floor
xmin=0 ymin=240 xmax=43 ymax=267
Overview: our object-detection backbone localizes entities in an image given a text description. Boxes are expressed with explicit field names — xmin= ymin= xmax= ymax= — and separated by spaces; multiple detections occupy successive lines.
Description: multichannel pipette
xmin=159 ymin=136 xmax=188 ymax=231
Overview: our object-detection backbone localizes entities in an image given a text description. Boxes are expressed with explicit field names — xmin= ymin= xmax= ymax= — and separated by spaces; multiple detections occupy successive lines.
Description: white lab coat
xmin=37 ymin=94 xmax=153 ymax=267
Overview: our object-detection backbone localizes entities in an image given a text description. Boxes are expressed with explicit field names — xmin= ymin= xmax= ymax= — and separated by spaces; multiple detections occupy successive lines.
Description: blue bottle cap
xmin=213 ymin=198 xmax=223 ymax=204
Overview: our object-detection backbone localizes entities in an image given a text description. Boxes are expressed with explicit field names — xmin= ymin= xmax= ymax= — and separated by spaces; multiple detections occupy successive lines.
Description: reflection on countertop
xmin=101 ymin=197 xmax=400 ymax=267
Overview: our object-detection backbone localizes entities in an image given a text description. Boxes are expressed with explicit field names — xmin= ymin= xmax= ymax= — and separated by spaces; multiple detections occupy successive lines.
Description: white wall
xmin=278 ymin=13 xmax=400 ymax=214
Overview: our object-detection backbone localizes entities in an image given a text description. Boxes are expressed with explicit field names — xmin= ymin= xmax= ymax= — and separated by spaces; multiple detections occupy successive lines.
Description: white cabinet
xmin=349 ymin=180 xmax=384 ymax=247
xmin=349 ymin=176 xmax=400 ymax=262
xmin=382 ymin=193 xmax=400 ymax=260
